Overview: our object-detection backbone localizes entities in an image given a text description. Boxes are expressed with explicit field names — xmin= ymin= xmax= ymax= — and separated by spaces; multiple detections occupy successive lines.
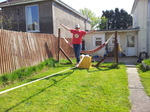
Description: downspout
xmin=17 ymin=8 xmax=20 ymax=31
xmin=51 ymin=1 xmax=54 ymax=34
xmin=147 ymin=0 xmax=150 ymax=56
xmin=1 ymin=9 xmax=3 ymax=29
xmin=85 ymin=17 xmax=88 ymax=31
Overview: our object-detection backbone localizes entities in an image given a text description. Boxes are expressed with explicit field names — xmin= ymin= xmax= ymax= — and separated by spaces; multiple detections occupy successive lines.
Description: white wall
xmin=132 ymin=0 xmax=149 ymax=55
xmin=84 ymin=32 xmax=106 ymax=57
xmin=84 ymin=31 xmax=138 ymax=57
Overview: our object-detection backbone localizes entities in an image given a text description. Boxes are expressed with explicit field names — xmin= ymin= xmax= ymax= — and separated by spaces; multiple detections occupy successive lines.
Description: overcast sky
xmin=62 ymin=0 xmax=135 ymax=16
xmin=0 ymin=0 xmax=135 ymax=16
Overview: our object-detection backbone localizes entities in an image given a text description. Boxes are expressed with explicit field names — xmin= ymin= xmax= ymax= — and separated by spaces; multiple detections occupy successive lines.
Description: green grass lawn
xmin=138 ymin=68 xmax=150 ymax=97
xmin=0 ymin=63 xmax=130 ymax=112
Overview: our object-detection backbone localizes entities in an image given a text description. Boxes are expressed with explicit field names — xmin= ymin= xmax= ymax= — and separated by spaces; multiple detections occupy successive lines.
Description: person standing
xmin=60 ymin=24 xmax=95 ymax=64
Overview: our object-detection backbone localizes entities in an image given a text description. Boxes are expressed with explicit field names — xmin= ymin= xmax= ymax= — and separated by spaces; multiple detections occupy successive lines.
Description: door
xmin=126 ymin=35 xmax=136 ymax=56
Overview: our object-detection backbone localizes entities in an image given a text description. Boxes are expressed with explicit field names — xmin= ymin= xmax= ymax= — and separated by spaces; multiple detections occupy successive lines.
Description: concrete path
xmin=126 ymin=64 xmax=150 ymax=112
xmin=94 ymin=56 xmax=150 ymax=111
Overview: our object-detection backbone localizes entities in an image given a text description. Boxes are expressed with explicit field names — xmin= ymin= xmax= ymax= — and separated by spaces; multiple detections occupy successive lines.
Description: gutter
xmin=147 ymin=0 xmax=150 ymax=55
xmin=131 ymin=0 xmax=139 ymax=14
xmin=96 ymin=28 xmax=140 ymax=33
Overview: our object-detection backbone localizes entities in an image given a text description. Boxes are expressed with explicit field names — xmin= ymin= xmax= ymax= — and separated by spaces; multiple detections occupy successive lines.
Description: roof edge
xmin=0 ymin=0 xmax=91 ymax=22
xmin=96 ymin=28 xmax=140 ymax=33
xmin=0 ymin=0 xmax=44 ymax=7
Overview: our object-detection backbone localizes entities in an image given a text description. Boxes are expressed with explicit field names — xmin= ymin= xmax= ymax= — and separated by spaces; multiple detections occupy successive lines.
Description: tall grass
xmin=0 ymin=58 xmax=59 ymax=87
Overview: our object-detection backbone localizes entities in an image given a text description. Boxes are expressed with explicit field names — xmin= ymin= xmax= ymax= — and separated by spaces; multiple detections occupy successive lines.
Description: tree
xmin=0 ymin=14 xmax=14 ymax=30
xmin=79 ymin=8 xmax=100 ymax=29
xmin=99 ymin=8 xmax=133 ymax=30
xmin=96 ymin=16 xmax=108 ymax=30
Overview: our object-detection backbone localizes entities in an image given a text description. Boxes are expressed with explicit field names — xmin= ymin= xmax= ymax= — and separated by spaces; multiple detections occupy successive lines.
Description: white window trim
xmin=93 ymin=35 xmax=105 ymax=47
xmin=25 ymin=4 xmax=40 ymax=32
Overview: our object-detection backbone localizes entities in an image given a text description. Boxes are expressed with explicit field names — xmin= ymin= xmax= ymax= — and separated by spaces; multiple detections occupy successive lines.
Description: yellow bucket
xmin=78 ymin=55 xmax=92 ymax=69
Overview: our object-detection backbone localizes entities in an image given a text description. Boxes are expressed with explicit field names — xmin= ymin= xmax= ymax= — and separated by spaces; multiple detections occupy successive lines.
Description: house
xmin=83 ymin=0 xmax=150 ymax=58
xmin=0 ymin=0 xmax=91 ymax=37
xmin=131 ymin=0 xmax=150 ymax=57
xmin=84 ymin=29 xmax=139 ymax=57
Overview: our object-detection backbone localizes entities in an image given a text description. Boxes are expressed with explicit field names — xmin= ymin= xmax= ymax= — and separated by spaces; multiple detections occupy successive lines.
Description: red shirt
xmin=70 ymin=29 xmax=86 ymax=44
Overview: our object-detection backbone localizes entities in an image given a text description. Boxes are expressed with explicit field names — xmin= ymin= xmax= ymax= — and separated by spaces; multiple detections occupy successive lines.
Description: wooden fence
xmin=0 ymin=29 xmax=74 ymax=75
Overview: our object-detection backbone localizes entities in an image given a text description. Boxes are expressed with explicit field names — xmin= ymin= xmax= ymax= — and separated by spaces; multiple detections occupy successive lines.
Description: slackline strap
xmin=0 ymin=67 xmax=76 ymax=95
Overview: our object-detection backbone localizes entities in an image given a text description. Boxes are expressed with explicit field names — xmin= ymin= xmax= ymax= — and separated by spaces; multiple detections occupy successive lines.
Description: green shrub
xmin=36 ymin=63 xmax=45 ymax=71
xmin=5 ymin=73 xmax=16 ymax=81
xmin=24 ymin=67 xmax=34 ymax=76
xmin=31 ymin=66 xmax=37 ymax=72
xmin=143 ymin=58 xmax=150 ymax=65
xmin=0 ymin=75 xmax=8 ymax=82
xmin=45 ymin=58 xmax=58 ymax=67
xmin=137 ymin=63 xmax=149 ymax=72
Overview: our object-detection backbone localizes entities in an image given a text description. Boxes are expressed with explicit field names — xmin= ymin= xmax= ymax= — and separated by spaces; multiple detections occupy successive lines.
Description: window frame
xmin=25 ymin=4 xmax=40 ymax=32
xmin=127 ymin=35 xmax=135 ymax=47
xmin=95 ymin=37 xmax=102 ymax=46
xmin=93 ymin=35 xmax=105 ymax=47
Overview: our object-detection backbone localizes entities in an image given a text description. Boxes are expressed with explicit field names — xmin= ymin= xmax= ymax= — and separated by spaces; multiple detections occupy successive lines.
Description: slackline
xmin=0 ymin=67 xmax=76 ymax=95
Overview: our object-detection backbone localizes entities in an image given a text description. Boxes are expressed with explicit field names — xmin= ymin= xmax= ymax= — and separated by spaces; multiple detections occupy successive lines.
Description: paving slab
xmin=126 ymin=66 xmax=150 ymax=112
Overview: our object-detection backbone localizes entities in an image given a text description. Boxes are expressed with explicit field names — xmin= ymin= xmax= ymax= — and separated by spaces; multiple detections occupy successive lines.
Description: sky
xmin=0 ymin=0 xmax=135 ymax=16
xmin=62 ymin=0 xmax=135 ymax=16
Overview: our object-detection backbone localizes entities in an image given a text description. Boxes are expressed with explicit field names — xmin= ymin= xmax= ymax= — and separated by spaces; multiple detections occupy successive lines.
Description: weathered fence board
xmin=0 ymin=30 xmax=74 ymax=75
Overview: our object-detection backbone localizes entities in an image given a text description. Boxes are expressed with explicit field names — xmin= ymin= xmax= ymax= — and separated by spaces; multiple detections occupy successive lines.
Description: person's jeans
xmin=73 ymin=44 xmax=82 ymax=63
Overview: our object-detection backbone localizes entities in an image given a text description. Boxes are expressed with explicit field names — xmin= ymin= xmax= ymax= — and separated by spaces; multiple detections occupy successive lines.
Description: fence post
xmin=58 ymin=28 xmax=61 ymax=62
xmin=114 ymin=31 xmax=118 ymax=65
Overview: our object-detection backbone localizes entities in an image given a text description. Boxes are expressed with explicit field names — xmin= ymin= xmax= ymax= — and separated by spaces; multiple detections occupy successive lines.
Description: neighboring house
xmin=0 ymin=0 xmax=91 ymax=37
xmin=84 ymin=29 xmax=139 ymax=57
xmin=131 ymin=0 xmax=150 ymax=57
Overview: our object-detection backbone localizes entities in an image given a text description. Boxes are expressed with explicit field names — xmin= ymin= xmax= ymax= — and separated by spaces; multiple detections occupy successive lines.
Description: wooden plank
xmin=58 ymin=29 xmax=60 ymax=62
xmin=9 ymin=31 xmax=17 ymax=72
xmin=5 ymin=30 xmax=12 ymax=73
xmin=0 ymin=30 xmax=4 ymax=74
xmin=24 ymin=32 xmax=32 ymax=67
xmin=1 ymin=30 xmax=6 ymax=73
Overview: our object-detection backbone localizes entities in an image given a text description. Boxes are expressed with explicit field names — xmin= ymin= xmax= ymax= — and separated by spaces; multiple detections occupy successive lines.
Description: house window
xmin=127 ymin=35 xmax=135 ymax=47
xmin=25 ymin=5 xmax=39 ymax=32
xmin=95 ymin=38 xmax=102 ymax=46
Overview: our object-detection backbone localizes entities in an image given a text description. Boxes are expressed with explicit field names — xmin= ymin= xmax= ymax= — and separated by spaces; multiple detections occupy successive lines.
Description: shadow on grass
xmin=73 ymin=66 xmax=112 ymax=73
xmin=5 ymin=70 xmax=74 ymax=112
xmin=88 ymin=67 xmax=112 ymax=73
